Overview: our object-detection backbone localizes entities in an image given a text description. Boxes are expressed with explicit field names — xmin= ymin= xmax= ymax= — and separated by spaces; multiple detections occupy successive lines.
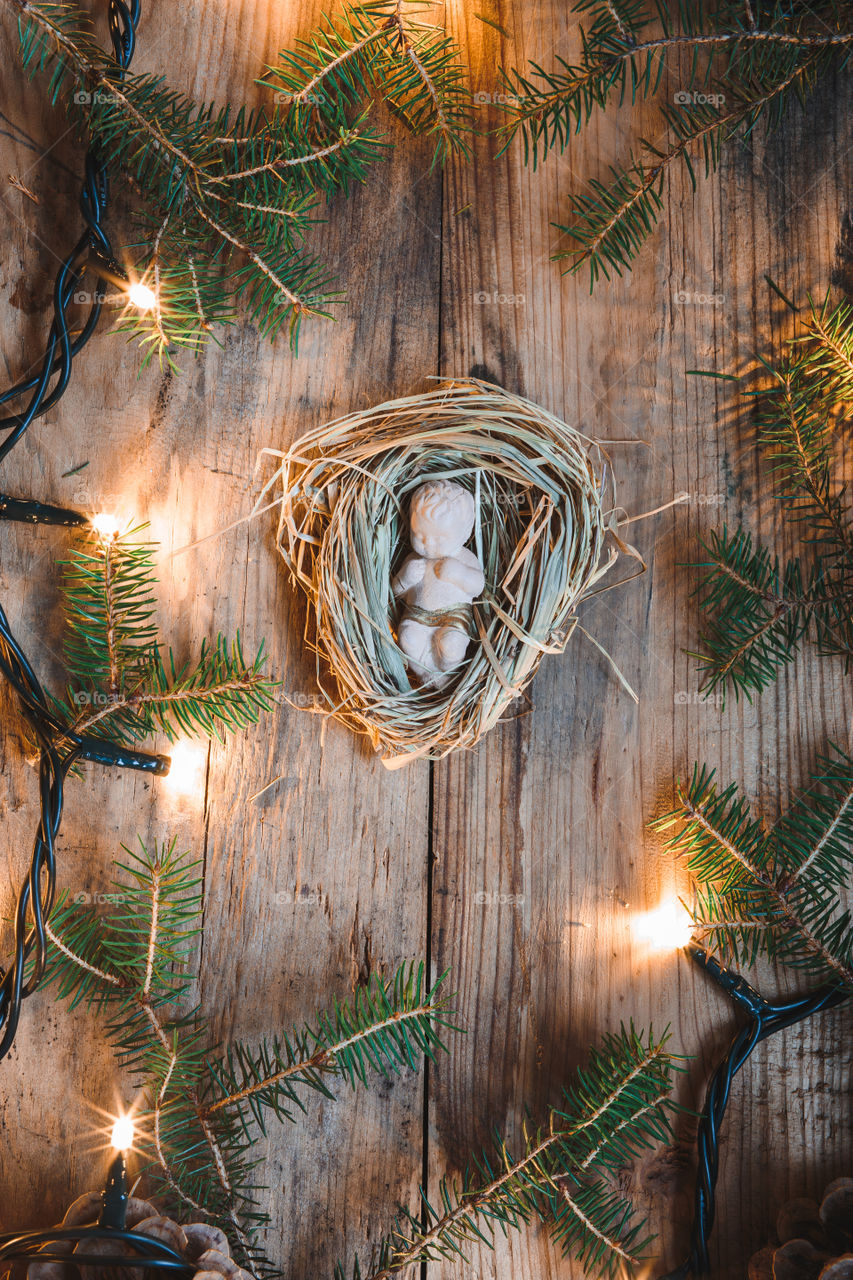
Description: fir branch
xmin=9 ymin=0 xmax=470 ymax=357
xmin=40 ymin=844 xmax=266 ymax=1269
xmin=655 ymin=752 xmax=853 ymax=988
xmin=191 ymin=204 xmax=333 ymax=343
xmin=143 ymin=860 xmax=162 ymax=996
xmin=222 ymin=128 xmax=364 ymax=180
xmin=498 ymin=1 xmax=853 ymax=282
xmin=149 ymin=635 xmax=278 ymax=741
xmin=691 ymin=527 xmax=812 ymax=702
xmin=263 ymin=8 xmax=387 ymax=109
xmin=203 ymin=963 xmax=457 ymax=1132
xmin=44 ymin=916 xmax=123 ymax=991
xmin=53 ymin=525 xmax=277 ymax=748
xmin=261 ymin=1 xmax=472 ymax=168
xmin=340 ymin=1026 xmax=678 ymax=1280
xmin=554 ymin=57 xmax=816 ymax=284
xmin=695 ymin=290 xmax=853 ymax=702
xmin=379 ymin=5 xmax=472 ymax=166
xmin=60 ymin=525 xmax=159 ymax=701
xmin=114 ymin=253 xmax=234 ymax=369
xmin=794 ymin=292 xmax=853 ymax=400
xmin=760 ymin=373 xmax=852 ymax=557
xmin=154 ymin=1050 xmax=204 ymax=1210
xmin=14 ymin=0 xmax=205 ymax=175
xmin=68 ymin=665 xmax=264 ymax=738
xmin=773 ymin=747 xmax=853 ymax=888
xmin=552 ymin=1181 xmax=639 ymax=1270
xmin=38 ymin=838 xmax=200 ymax=1013
xmin=500 ymin=22 xmax=853 ymax=162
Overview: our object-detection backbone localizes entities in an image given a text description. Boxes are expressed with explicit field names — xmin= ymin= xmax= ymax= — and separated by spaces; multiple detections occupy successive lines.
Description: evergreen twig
xmin=498 ymin=2 xmax=853 ymax=284
xmin=693 ymin=290 xmax=853 ymax=703
xmin=654 ymin=746 xmax=853 ymax=988
xmin=51 ymin=524 xmax=277 ymax=747
xmin=338 ymin=1026 xmax=679 ymax=1280
xmin=9 ymin=0 xmax=471 ymax=360
xmin=41 ymin=841 xmax=678 ymax=1280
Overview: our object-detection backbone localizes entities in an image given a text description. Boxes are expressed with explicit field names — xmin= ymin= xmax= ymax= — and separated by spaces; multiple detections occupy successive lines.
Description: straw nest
xmin=264 ymin=380 xmax=636 ymax=767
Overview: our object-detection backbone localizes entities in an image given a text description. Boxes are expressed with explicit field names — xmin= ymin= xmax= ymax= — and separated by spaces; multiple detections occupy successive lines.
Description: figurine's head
xmin=409 ymin=480 xmax=476 ymax=559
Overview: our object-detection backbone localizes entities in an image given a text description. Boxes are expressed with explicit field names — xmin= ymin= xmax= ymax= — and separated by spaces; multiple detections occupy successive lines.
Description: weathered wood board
xmin=0 ymin=2 xmax=851 ymax=1277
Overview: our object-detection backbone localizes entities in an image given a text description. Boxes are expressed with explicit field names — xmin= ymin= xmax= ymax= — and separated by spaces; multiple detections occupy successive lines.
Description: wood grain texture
xmin=0 ymin=2 xmax=851 ymax=1278
xmin=431 ymin=4 xmax=853 ymax=1278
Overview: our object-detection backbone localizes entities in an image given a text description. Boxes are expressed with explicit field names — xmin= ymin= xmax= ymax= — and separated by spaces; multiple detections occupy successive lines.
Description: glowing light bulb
xmin=111 ymin=1113 xmax=134 ymax=1151
xmin=127 ymin=281 xmax=157 ymax=311
xmin=632 ymin=896 xmax=694 ymax=953
xmin=91 ymin=512 xmax=121 ymax=541
xmin=164 ymin=740 xmax=206 ymax=799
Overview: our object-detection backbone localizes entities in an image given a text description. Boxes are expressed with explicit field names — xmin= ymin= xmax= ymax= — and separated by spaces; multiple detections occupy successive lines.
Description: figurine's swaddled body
xmin=392 ymin=480 xmax=485 ymax=688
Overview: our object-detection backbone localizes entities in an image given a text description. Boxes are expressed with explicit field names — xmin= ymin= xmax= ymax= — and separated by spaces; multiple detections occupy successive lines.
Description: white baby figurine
xmin=392 ymin=479 xmax=485 ymax=688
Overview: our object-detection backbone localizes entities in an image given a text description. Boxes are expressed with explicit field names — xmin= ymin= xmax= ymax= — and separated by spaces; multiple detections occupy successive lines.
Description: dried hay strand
xmin=262 ymin=380 xmax=640 ymax=768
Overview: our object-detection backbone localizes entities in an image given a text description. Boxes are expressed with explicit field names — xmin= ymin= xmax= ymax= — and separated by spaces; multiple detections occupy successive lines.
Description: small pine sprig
xmin=654 ymin=747 xmax=853 ymax=990
xmin=53 ymin=523 xmax=277 ymax=748
xmin=13 ymin=0 xmax=470 ymax=359
xmin=754 ymin=303 xmax=853 ymax=563
xmin=155 ymin=962 xmax=456 ymax=1250
xmin=551 ymin=69 xmax=816 ymax=285
xmin=142 ymin=636 xmax=277 ymax=742
xmin=260 ymin=1 xmax=472 ymax=171
xmin=61 ymin=526 xmax=160 ymax=700
xmin=40 ymin=838 xmax=205 ymax=1076
xmin=691 ymin=526 xmax=812 ymax=700
xmin=206 ymin=962 xmax=458 ymax=1137
xmin=338 ymin=1025 xmax=680 ymax=1280
xmin=39 ymin=840 xmax=457 ymax=1273
xmin=497 ymin=2 xmax=853 ymax=284
xmin=693 ymin=290 xmax=853 ymax=704
xmin=495 ymin=0 xmax=657 ymax=168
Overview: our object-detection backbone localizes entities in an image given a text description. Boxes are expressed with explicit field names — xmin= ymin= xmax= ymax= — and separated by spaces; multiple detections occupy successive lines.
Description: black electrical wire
xmin=0 ymin=1227 xmax=193 ymax=1276
xmin=661 ymin=945 xmax=850 ymax=1278
xmin=0 ymin=0 xmax=170 ymax=1063
xmin=0 ymin=1109 xmax=196 ymax=1273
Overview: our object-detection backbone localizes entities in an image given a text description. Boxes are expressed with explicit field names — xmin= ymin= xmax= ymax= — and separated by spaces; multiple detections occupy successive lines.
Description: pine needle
xmin=497 ymin=2 xmax=853 ymax=284
xmin=693 ymin=291 xmax=853 ymax=704
xmin=53 ymin=524 xmax=277 ymax=746
xmin=13 ymin=0 xmax=472 ymax=359
xmin=655 ymin=748 xmax=853 ymax=989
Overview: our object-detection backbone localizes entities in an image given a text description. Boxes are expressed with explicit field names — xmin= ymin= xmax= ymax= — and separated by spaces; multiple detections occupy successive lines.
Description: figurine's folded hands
xmin=392 ymin=553 xmax=427 ymax=596
xmin=434 ymin=553 xmax=485 ymax=597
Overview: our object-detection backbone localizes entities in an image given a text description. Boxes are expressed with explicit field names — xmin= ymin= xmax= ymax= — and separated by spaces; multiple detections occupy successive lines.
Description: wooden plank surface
xmin=0 ymin=2 xmax=851 ymax=1278
xmin=432 ymin=8 xmax=853 ymax=1278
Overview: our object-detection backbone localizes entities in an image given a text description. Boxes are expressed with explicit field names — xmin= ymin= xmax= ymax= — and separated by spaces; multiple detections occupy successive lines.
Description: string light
xmin=110 ymin=1112 xmax=134 ymax=1152
xmin=85 ymin=248 xmax=158 ymax=314
xmin=632 ymin=895 xmax=695 ymax=952
xmin=0 ymin=0 xmax=170 ymax=1057
xmin=91 ymin=512 xmax=122 ymax=541
xmin=0 ymin=0 xmax=180 ymax=1082
xmin=126 ymin=280 xmax=157 ymax=311
xmin=162 ymin=740 xmax=206 ymax=799
xmin=661 ymin=947 xmax=848 ymax=1279
xmin=0 ymin=1089 xmax=192 ymax=1269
